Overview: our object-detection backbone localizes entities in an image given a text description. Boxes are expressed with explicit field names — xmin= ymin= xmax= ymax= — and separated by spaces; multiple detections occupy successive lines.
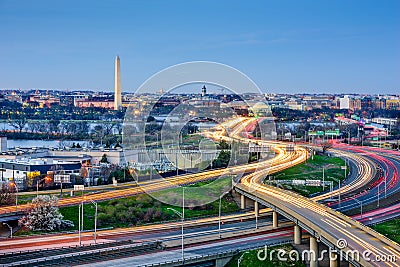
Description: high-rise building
xmin=114 ymin=55 xmax=122 ymax=110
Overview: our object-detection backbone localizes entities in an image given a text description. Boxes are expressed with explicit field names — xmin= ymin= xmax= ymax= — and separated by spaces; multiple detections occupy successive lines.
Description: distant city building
xmin=386 ymin=99 xmax=400 ymax=110
xmin=0 ymin=158 xmax=82 ymax=190
xmin=370 ymin=117 xmax=399 ymax=127
xmin=74 ymin=96 xmax=115 ymax=109
xmin=0 ymin=137 xmax=7 ymax=152
xmin=4 ymin=91 xmax=22 ymax=103
xmin=28 ymin=90 xmax=60 ymax=107
xmin=339 ymin=95 xmax=350 ymax=109
xmin=201 ymin=85 xmax=207 ymax=98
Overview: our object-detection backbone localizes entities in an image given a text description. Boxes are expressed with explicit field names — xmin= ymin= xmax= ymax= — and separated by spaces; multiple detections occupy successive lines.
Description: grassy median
xmin=226 ymin=244 xmax=305 ymax=267
xmin=15 ymin=177 xmax=239 ymax=235
xmin=266 ymin=155 xmax=347 ymax=197
xmin=372 ymin=219 xmax=400 ymax=243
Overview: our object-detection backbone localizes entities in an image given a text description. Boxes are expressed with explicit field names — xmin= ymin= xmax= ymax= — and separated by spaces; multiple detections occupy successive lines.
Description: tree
xmin=0 ymin=183 xmax=16 ymax=206
xmin=100 ymin=154 xmax=109 ymax=163
xmin=48 ymin=119 xmax=60 ymax=133
xmin=8 ymin=116 xmax=28 ymax=133
xmin=212 ymin=150 xmax=231 ymax=168
xmin=320 ymin=141 xmax=333 ymax=154
xmin=19 ymin=195 xmax=73 ymax=231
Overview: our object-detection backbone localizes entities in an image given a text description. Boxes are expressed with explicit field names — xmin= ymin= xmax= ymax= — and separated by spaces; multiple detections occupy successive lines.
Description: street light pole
xmin=10 ymin=182 xmax=18 ymax=211
xmin=350 ymin=196 xmax=363 ymax=219
xmin=218 ymin=190 xmax=230 ymax=238
xmin=218 ymin=195 xmax=222 ymax=238
xmin=338 ymin=179 xmax=341 ymax=210
xmin=182 ymin=187 xmax=184 ymax=264
xmin=238 ymin=251 xmax=250 ymax=267
xmin=377 ymin=183 xmax=381 ymax=207
xmin=36 ymin=176 xmax=50 ymax=197
xmin=78 ymin=203 xmax=82 ymax=246
xmin=384 ymin=169 xmax=387 ymax=199
xmin=90 ymin=199 xmax=98 ymax=244
xmin=166 ymin=187 xmax=185 ymax=264
xmin=176 ymin=152 xmax=179 ymax=176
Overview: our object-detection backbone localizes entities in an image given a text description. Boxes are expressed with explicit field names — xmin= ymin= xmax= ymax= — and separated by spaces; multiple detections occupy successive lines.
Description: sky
xmin=0 ymin=0 xmax=399 ymax=94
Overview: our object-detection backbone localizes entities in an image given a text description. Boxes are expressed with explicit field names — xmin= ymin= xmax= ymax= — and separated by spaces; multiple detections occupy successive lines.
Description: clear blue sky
xmin=0 ymin=0 xmax=399 ymax=94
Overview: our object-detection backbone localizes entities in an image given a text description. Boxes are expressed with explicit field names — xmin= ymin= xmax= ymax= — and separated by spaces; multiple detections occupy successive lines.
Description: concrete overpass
xmin=236 ymin=182 xmax=400 ymax=267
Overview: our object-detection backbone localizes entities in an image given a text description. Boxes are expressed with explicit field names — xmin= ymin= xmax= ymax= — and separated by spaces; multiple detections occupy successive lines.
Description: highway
xmin=1 ymin=117 xmax=399 ymax=267
xmin=224 ymin=118 xmax=400 ymax=266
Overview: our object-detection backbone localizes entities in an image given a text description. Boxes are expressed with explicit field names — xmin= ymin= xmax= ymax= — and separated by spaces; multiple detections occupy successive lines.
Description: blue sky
xmin=0 ymin=0 xmax=399 ymax=94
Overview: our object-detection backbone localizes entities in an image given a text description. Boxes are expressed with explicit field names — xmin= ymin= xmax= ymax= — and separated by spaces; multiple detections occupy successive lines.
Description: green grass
xmin=267 ymin=155 xmax=348 ymax=197
xmin=153 ymin=176 xmax=233 ymax=204
xmin=372 ymin=219 xmax=400 ymax=243
xmin=16 ymin=177 xmax=239 ymax=235
xmin=226 ymin=244 xmax=306 ymax=267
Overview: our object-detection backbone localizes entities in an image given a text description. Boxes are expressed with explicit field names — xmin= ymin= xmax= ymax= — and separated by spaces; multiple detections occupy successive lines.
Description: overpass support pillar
xmin=294 ymin=225 xmax=301 ymax=245
xmin=240 ymin=194 xmax=246 ymax=209
xmin=329 ymin=251 xmax=339 ymax=267
xmin=272 ymin=211 xmax=278 ymax=228
xmin=254 ymin=201 xmax=259 ymax=217
xmin=310 ymin=237 xmax=319 ymax=267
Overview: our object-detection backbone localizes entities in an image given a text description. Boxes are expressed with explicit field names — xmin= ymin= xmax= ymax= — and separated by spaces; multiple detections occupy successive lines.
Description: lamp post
xmin=238 ymin=251 xmax=250 ymax=267
xmin=166 ymin=187 xmax=185 ymax=264
xmin=3 ymin=222 xmax=13 ymax=238
xmin=218 ymin=194 xmax=222 ymax=238
xmin=338 ymin=179 xmax=341 ymax=210
xmin=10 ymin=182 xmax=18 ymax=211
xmin=377 ymin=182 xmax=381 ymax=207
xmin=347 ymin=131 xmax=351 ymax=145
xmin=349 ymin=196 xmax=363 ymax=219
xmin=218 ymin=190 xmax=230 ymax=238
xmin=383 ymin=169 xmax=387 ymax=199
xmin=78 ymin=202 xmax=82 ymax=246
xmin=36 ymin=176 xmax=51 ymax=197
xmin=89 ymin=199 xmax=98 ymax=244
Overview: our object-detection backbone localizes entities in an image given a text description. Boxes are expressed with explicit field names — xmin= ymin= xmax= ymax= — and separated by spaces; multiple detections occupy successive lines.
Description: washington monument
xmin=114 ymin=55 xmax=122 ymax=110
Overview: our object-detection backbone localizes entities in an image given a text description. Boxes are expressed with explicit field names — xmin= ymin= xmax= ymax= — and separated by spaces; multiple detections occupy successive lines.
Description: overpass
xmin=236 ymin=172 xmax=400 ymax=267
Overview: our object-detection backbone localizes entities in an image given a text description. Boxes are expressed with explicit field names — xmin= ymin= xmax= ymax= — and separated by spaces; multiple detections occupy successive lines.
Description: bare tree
xmin=320 ymin=141 xmax=333 ymax=154
xmin=9 ymin=116 xmax=28 ymax=133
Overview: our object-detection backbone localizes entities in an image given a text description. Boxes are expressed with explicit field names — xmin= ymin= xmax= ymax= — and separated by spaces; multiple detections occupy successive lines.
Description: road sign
xmin=54 ymin=174 xmax=71 ymax=183
xmin=305 ymin=180 xmax=321 ymax=186
xmin=74 ymin=185 xmax=85 ymax=191
xmin=325 ymin=130 xmax=340 ymax=136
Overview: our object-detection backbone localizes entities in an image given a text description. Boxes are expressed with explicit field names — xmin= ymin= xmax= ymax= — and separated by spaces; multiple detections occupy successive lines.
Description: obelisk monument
xmin=114 ymin=55 xmax=122 ymax=110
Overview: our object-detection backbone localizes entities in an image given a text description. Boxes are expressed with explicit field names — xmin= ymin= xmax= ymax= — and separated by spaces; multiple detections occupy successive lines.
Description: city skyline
xmin=0 ymin=0 xmax=399 ymax=94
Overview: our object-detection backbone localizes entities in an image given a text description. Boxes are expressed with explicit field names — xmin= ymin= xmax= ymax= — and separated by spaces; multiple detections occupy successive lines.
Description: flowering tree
xmin=0 ymin=183 xmax=16 ymax=206
xmin=19 ymin=195 xmax=73 ymax=231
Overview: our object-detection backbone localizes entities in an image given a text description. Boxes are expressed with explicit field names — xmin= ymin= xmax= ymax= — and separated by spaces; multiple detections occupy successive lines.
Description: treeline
xmin=2 ymin=118 xmax=123 ymax=145
xmin=0 ymin=100 xmax=125 ymax=121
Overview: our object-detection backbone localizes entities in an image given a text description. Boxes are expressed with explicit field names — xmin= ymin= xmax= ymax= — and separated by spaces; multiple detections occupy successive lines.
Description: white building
xmin=0 ymin=137 xmax=7 ymax=152
xmin=339 ymin=95 xmax=350 ymax=109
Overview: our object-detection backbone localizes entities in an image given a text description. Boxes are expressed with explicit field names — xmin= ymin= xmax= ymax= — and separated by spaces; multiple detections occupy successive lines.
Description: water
xmin=7 ymin=139 xmax=89 ymax=149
